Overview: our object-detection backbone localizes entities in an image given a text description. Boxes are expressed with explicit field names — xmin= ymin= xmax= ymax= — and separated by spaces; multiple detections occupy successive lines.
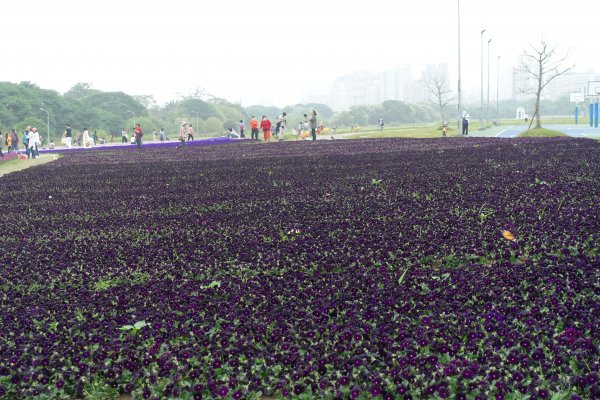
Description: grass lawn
xmin=0 ymin=153 xmax=58 ymax=177
xmin=517 ymin=128 xmax=568 ymax=137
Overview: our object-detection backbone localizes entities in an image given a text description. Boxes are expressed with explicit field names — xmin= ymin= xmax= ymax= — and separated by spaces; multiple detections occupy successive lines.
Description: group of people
xmin=61 ymin=124 xmax=101 ymax=148
xmin=0 ymin=126 xmax=42 ymax=158
xmin=242 ymin=110 xmax=318 ymax=143
xmin=1 ymin=110 xmax=323 ymax=157
xmin=0 ymin=129 xmax=19 ymax=157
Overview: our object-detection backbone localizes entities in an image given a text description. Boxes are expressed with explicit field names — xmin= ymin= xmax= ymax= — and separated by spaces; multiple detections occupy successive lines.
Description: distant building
xmin=381 ymin=67 xmax=413 ymax=102
xmin=543 ymin=71 xmax=600 ymax=100
xmin=331 ymin=71 xmax=381 ymax=111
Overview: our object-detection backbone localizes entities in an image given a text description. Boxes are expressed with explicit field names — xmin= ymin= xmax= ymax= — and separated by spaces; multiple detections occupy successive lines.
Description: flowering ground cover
xmin=0 ymin=138 xmax=598 ymax=400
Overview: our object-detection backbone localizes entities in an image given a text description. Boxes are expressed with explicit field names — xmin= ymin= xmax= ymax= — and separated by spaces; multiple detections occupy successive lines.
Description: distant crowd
xmin=0 ymin=126 xmax=43 ymax=159
xmin=0 ymin=109 xmax=330 ymax=157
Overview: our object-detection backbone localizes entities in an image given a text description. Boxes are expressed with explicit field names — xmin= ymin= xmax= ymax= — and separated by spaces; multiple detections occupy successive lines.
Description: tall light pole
xmin=128 ymin=110 xmax=135 ymax=127
xmin=496 ymin=55 xmax=501 ymax=121
xmin=40 ymin=108 xmax=49 ymax=146
xmin=480 ymin=29 xmax=486 ymax=129
xmin=487 ymin=38 xmax=492 ymax=127
xmin=192 ymin=111 xmax=199 ymax=136
xmin=457 ymin=0 xmax=462 ymax=133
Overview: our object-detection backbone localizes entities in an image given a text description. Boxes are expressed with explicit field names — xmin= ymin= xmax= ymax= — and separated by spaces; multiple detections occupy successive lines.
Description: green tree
xmin=204 ymin=117 xmax=224 ymax=134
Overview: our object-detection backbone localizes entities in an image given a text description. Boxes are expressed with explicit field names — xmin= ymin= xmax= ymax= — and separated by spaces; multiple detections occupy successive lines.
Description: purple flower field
xmin=0 ymin=138 xmax=598 ymax=399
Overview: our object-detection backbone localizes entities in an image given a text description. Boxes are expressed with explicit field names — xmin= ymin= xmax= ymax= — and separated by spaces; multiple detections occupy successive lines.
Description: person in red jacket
xmin=249 ymin=116 xmax=259 ymax=140
xmin=133 ymin=123 xmax=143 ymax=150
xmin=259 ymin=115 xmax=272 ymax=142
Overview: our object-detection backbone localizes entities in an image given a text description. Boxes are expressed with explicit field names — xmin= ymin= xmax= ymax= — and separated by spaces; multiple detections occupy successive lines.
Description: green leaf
xmin=119 ymin=325 xmax=134 ymax=331
xmin=398 ymin=267 xmax=409 ymax=285
xmin=133 ymin=320 xmax=149 ymax=329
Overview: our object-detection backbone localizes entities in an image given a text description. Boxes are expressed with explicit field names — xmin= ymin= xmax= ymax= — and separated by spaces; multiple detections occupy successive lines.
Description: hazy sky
xmin=4 ymin=1 xmax=596 ymax=107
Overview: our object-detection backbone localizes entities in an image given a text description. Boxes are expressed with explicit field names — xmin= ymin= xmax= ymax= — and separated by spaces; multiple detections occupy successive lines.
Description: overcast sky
xmin=4 ymin=0 xmax=596 ymax=107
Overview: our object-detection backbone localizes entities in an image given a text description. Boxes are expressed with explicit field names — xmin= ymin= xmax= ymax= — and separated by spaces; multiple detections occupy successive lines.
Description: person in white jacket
xmin=28 ymin=127 xmax=40 ymax=158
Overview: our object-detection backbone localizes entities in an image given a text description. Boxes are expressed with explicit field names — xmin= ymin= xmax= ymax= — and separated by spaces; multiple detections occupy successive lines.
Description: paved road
xmin=474 ymin=124 xmax=600 ymax=139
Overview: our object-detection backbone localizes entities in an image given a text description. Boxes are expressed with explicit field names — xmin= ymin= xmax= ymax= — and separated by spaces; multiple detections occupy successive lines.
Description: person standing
xmin=249 ymin=116 xmax=259 ymax=140
xmin=121 ymin=128 xmax=128 ymax=144
xmin=64 ymin=124 xmax=73 ymax=148
xmin=187 ymin=124 xmax=194 ymax=141
xmin=5 ymin=130 xmax=12 ymax=154
xmin=11 ymin=130 xmax=18 ymax=153
xmin=93 ymin=130 xmax=98 ymax=146
xmin=238 ymin=120 xmax=245 ymax=138
xmin=133 ymin=123 xmax=143 ymax=150
xmin=276 ymin=112 xmax=287 ymax=141
xmin=260 ymin=115 xmax=272 ymax=143
xmin=462 ymin=112 xmax=469 ymax=136
xmin=82 ymin=128 xmax=91 ymax=147
xmin=159 ymin=128 xmax=165 ymax=143
xmin=309 ymin=110 xmax=317 ymax=141
xmin=177 ymin=122 xmax=187 ymax=149
xmin=110 ymin=130 xmax=115 ymax=143
xmin=27 ymin=128 xmax=39 ymax=159
xmin=23 ymin=126 xmax=31 ymax=158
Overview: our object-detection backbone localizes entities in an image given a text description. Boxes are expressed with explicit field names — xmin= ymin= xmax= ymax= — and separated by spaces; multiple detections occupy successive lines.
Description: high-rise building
xmin=330 ymin=71 xmax=381 ymax=111
xmin=381 ymin=67 xmax=413 ymax=102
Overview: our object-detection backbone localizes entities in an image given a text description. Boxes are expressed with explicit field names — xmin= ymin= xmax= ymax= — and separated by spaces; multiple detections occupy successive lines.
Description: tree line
xmin=0 ymin=81 xmax=576 ymax=143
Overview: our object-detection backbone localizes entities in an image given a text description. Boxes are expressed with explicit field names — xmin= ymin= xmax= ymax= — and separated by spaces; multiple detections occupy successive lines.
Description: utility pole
xmin=487 ymin=38 xmax=492 ymax=127
xmin=480 ymin=29 xmax=486 ymax=130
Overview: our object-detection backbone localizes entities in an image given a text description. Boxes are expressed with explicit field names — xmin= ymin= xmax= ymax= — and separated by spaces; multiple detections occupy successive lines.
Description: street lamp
xmin=480 ymin=29 xmax=486 ymax=129
xmin=40 ymin=108 xmax=49 ymax=147
xmin=128 ymin=110 xmax=135 ymax=127
xmin=496 ymin=55 xmax=501 ymax=121
xmin=457 ymin=0 xmax=462 ymax=132
xmin=487 ymin=38 xmax=492 ymax=127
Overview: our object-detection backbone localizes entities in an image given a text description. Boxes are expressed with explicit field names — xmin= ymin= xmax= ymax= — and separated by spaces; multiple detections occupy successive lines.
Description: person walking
xmin=133 ymin=123 xmax=143 ymax=150
xmin=309 ymin=110 xmax=317 ymax=141
xmin=64 ymin=124 xmax=73 ymax=148
xmin=260 ymin=115 xmax=272 ymax=143
xmin=276 ymin=112 xmax=287 ymax=141
xmin=249 ymin=116 xmax=259 ymax=140
xmin=187 ymin=124 xmax=194 ymax=141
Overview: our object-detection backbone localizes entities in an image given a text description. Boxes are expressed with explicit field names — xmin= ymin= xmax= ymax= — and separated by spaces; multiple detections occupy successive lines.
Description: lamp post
xmin=487 ymin=38 xmax=492 ymax=127
xmin=192 ymin=111 xmax=199 ymax=136
xmin=128 ymin=110 xmax=135 ymax=127
xmin=40 ymin=108 xmax=49 ymax=147
xmin=480 ymin=29 xmax=486 ymax=129
xmin=457 ymin=0 xmax=462 ymax=133
xmin=496 ymin=55 xmax=500 ymax=121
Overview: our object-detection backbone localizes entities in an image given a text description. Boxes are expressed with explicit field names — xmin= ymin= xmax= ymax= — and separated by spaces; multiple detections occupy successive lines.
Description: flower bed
xmin=0 ymin=138 xmax=598 ymax=399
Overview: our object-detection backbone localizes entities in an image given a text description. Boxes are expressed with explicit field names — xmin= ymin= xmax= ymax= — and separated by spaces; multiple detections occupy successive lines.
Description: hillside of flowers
xmin=0 ymin=138 xmax=598 ymax=399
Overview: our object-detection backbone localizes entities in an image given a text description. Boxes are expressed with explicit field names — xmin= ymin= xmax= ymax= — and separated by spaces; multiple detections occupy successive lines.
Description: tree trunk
xmin=535 ymin=96 xmax=541 ymax=129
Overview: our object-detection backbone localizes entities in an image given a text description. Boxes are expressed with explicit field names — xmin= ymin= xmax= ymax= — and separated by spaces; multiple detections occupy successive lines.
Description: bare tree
xmin=423 ymin=69 xmax=454 ymax=124
xmin=518 ymin=38 xmax=574 ymax=129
